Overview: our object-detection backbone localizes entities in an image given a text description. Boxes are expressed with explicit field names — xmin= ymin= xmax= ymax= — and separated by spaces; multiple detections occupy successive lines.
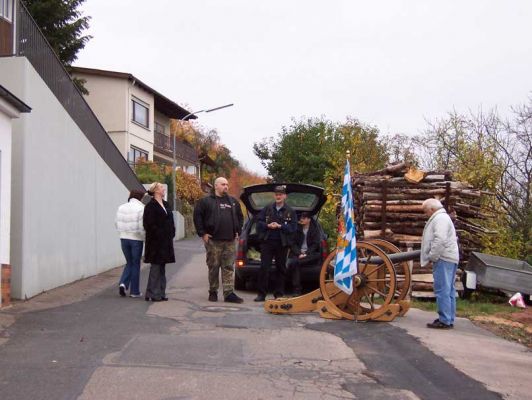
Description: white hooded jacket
xmin=115 ymin=198 xmax=145 ymax=241
xmin=420 ymin=208 xmax=459 ymax=267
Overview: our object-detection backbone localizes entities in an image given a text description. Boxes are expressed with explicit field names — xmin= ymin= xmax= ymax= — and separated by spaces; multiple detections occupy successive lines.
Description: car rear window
xmin=249 ymin=192 xmax=319 ymax=210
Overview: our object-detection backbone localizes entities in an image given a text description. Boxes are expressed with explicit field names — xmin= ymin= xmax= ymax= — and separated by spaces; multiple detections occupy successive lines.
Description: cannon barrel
xmin=358 ymin=250 xmax=420 ymax=265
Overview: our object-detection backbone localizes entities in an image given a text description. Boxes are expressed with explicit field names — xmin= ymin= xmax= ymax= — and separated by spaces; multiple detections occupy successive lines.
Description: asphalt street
xmin=0 ymin=238 xmax=530 ymax=400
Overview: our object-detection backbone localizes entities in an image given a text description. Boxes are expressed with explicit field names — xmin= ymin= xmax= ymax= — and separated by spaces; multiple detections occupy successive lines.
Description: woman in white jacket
xmin=115 ymin=190 xmax=146 ymax=297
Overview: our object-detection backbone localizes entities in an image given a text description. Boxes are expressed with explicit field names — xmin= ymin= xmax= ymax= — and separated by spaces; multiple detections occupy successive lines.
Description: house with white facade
xmin=71 ymin=67 xmax=200 ymax=177
xmin=0 ymin=84 xmax=30 ymax=307
xmin=0 ymin=0 xmax=150 ymax=302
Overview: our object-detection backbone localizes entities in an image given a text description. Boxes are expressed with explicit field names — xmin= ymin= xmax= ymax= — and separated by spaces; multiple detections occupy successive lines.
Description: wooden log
xmin=364 ymin=204 xmax=424 ymax=212
xmin=362 ymin=221 xmax=427 ymax=229
xmin=363 ymin=193 xmax=442 ymax=201
xmin=362 ymin=181 xmax=468 ymax=190
xmin=362 ymin=225 xmax=424 ymax=236
xmin=391 ymin=234 xmax=423 ymax=243
xmin=455 ymin=218 xmax=496 ymax=234
xmin=363 ymin=229 xmax=393 ymax=239
xmin=411 ymin=274 xmax=434 ymax=283
xmin=363 ymin=187 xmax=448 ymax=195
xmin=366 ymin=200 xmax=425 ymax=205
xmin=364 ymin=211 xmax=427 ymax=220
xmin=361 ymin=162 xmax=409 ymax=177
xmin=412 ymin=282 xmax=434 ymax=291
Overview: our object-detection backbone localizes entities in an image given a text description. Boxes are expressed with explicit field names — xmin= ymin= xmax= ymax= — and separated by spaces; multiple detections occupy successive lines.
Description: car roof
xmin=240 ymin=183 xmax=327 ymax=215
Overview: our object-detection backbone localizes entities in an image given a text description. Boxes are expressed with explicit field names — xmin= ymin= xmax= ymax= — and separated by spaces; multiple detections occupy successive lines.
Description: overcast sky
xmin=76 ymin=0 xmax=532 ymax=175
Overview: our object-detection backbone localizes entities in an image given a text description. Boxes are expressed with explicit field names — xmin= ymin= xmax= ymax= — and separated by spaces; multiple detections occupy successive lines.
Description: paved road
xmin=0 ymin=238 xmax=530 ymax=399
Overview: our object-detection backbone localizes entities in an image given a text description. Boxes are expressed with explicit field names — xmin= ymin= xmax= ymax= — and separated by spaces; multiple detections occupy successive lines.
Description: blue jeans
xmin=119 ymin=239 xmax=144 ymax=295
xmin=432 ymin=259 xmax=458 ymax=325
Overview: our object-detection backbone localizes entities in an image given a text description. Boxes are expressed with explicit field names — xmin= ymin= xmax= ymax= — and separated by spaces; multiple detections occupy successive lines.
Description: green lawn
xmin=411 ymin=292 xmax=521 ymax=318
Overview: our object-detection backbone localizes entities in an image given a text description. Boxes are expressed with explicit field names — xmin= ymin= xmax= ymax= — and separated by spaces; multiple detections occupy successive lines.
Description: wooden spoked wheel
xmin=366 ymin=239 xmax=411 ymax=301
xmin=319 ymin=242 xmax=397 ymax=321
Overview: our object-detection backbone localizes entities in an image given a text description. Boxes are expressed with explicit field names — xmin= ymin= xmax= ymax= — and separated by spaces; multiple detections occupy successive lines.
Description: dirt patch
xmin=471 ymin=308 xmax=532 ymax=349
xmin=507 ymin=306 xmax=532 ymax=325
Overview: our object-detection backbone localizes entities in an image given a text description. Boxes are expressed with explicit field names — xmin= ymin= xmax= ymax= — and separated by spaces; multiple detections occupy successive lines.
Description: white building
xmin=0 ymin=84 xmax=30 ymax=307
xmin=0 ymin=1 xmax=147 ymax=301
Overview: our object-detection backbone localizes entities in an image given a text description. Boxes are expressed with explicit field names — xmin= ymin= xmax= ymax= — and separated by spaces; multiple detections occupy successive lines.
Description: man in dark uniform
xmin=287 ymin=212 xmax=322 ymax=296
xmin=254 ymin=185 xmax=297 ymax=302
xmin=193 ymin=177 xmax=244 ymax=303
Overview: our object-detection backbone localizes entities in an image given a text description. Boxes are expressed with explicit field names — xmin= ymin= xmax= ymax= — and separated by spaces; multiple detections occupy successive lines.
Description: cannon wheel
xmin=366 ymin=239 xmax=411 ymax=301
xmin=319 ymin=241 xmax=397 ymax=321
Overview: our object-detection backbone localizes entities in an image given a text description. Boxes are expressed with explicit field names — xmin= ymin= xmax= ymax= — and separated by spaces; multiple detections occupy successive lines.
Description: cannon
xmin=265 ymin=239 xmax=420 ymax=322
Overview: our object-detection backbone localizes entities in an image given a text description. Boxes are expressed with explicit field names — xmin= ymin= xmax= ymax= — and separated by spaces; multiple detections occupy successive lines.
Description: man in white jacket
xmin=115 ymin=190 xmax=146 ymax=298
xmin=421 ymin=198 xmax=459 ymax=329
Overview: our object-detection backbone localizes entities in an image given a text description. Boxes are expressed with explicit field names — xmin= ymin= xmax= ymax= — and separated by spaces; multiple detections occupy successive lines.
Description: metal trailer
xmin=464 ymin=252 xmax=532 ymax=298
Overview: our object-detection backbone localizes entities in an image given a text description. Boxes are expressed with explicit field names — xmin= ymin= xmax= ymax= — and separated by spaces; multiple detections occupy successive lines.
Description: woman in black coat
xmin=143 ymin=182 xmax=175 ymax=301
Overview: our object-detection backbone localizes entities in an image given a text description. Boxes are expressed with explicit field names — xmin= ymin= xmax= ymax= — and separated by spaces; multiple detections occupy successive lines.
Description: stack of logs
xmin=352 ymin=162 xmax=493 ymax=297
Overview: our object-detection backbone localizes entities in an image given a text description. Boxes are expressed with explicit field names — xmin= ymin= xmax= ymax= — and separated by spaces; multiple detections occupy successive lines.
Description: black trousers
xmin=287 ymin=253 xmax=321 ymax=293
xmin=145 ymin=263 xmax=166 ymax=300
xmin=258 ymin=240 xmax=289 ymax=296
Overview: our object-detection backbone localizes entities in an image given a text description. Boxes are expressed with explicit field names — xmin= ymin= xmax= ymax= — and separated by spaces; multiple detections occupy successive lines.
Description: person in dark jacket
xmin=143 ymin=182 xmax=175 ymax=302
xmin=287 ymin=212 xmax=322 ymax=296
xmin=254 ymin=185 xmax=297 ymax=302
xmin=193 ymin=177 xmax=244 ymax=303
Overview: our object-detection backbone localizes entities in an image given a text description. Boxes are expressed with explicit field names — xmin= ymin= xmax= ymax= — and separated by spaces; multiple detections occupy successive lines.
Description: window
xmin=0 ymin=0 xmax=13 ymax=21
xmin=128 ymin=146 xmax=148 ymax=166
xmin=250 ymin=192 xmax=318 ymax=210
xmin=155 ymin=122 xmax=166 ymax=135
xmin=132 ymin=99 xmax=149 ymax=128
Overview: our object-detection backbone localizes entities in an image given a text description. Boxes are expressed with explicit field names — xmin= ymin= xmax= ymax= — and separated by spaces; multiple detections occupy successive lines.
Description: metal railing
xmin=153 ymin=131 xmax=199 ymax=163
xmin=15 ymin=1 xmax=143 ymax=190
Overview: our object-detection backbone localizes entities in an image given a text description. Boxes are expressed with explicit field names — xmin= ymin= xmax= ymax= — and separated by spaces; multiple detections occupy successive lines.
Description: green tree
xmin=24 ymin=0 xmax=91 ymax=93
xmin=254 ymin=117 xmax=388 ymax=246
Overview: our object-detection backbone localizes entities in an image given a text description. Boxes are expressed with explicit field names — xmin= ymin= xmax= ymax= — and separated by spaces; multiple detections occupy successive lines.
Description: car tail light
xmin=236 ymin=239 xmax=245 ymax=267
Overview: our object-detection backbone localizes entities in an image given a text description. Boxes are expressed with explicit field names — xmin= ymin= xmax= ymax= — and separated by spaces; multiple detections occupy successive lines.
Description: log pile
xmin=352 ymin=162 xmax=493 ymax=297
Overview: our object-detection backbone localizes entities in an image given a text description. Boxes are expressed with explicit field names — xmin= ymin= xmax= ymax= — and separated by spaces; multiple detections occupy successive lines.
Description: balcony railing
xmin=154 ymin=131 xmax=198 ymax=163
xmin=15 ymin=1 xmax=143 ymax=190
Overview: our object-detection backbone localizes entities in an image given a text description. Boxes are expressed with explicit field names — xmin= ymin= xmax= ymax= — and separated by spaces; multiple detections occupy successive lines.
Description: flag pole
xmin=345 ymin=150 xmax=358 ymax=322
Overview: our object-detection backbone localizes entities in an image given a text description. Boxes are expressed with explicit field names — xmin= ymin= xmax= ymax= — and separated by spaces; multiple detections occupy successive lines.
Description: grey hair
xmin=422 ymin=198 xmax=443 ymax=211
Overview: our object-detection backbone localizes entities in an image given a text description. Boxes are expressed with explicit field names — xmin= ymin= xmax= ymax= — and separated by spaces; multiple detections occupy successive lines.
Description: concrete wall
xmin=0 ymin=57 xmax=129 ymax=300
xmin=0 ymin=101 xmax=15 ymax=266
xmin=0 ymin=101 xmax=16 ymax=307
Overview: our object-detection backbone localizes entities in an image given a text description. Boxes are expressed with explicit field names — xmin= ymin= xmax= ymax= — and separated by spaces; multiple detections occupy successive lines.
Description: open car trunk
xmin=240 ymin=183 xmax=327 ymax=216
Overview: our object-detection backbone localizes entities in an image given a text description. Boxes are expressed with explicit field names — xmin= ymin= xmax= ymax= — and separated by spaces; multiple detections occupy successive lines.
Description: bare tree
xmin=418 ymin=101 xmax=531 ymax=260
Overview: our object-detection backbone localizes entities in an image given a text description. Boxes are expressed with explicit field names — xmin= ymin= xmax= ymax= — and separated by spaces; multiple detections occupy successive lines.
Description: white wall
xmin=0 ymin=107 xmax=13 ymax=267
xmin=0 ymin=104 xmax=15 ymax=307
xmin=0 ymin=57 xmax=129 ymax=299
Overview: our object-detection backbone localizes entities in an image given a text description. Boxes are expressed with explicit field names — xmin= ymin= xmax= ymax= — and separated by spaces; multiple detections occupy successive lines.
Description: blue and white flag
xmin=334 ymin=160 xmax=357 ymax=294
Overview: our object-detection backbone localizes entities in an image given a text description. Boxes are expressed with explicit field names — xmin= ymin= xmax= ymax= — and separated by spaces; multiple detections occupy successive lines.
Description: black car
xmin=234 ymin=183 xmax=329 ymax=291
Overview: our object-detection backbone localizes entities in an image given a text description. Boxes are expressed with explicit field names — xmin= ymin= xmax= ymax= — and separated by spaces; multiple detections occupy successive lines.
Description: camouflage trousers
xmin=204 ymin=239 xmax=236 ymax=297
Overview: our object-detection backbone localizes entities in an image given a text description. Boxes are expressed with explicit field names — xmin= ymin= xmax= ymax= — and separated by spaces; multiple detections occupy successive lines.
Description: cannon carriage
xmin=265 ymin=239 xmax=420 ymax=322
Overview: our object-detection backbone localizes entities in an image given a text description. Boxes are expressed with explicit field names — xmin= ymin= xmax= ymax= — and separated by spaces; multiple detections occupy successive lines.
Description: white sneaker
xmin=130 ymin=292 xmax=143 ymax=298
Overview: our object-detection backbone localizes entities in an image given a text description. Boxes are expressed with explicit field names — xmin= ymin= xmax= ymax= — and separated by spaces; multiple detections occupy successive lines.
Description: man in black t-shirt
xmin=193 ymin=177 xmax=244 ymax=303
